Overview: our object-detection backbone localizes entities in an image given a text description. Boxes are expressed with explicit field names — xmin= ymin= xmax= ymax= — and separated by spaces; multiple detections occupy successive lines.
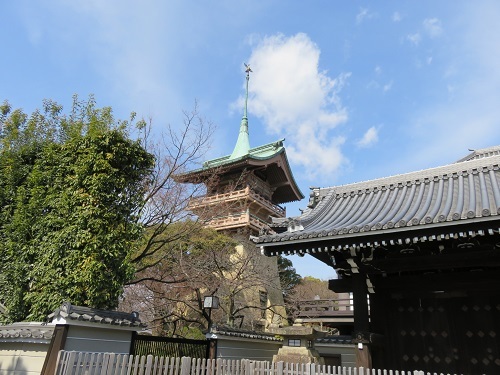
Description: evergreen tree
xmin=0 ymin=96 xmax=154 ymax=322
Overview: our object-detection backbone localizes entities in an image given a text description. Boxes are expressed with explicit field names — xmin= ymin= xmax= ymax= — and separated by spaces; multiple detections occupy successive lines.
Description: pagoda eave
xmin=177 ymin=152 xmax=303 ymax=204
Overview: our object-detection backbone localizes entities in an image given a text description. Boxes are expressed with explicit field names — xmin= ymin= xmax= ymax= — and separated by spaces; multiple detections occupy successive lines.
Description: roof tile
xmin=47 ymin=302 xmax=146 ymax=328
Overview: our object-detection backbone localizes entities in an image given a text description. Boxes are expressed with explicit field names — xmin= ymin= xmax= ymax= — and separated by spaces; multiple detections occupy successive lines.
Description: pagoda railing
xmin=292 ymin=297 xmax=355 ymax=319
xmin=188 ymin=187 xmax=286 ymax=218
xmin=203 ymin=211 xmax=273 ymax=233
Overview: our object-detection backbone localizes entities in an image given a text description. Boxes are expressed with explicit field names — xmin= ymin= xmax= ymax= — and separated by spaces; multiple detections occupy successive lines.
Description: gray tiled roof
xmin=455 ymin=146 xmax=500 ymax=163
xmin=47 ymin=302 xmax=146 ymax=328
xmin=211 ymin=325 xmax=282 ymax=341
xmin=257 ymin=147 xmax=500 ymax=249
xmin=0 ymin=323 xmax=55 ymax=343
xmin=315 ymin=335 xmax=354 ymax=345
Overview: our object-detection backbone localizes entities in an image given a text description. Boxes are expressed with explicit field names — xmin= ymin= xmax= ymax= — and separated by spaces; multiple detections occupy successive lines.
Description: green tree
xmin=277 ymin=255 xmax=301 ymax=299
xmin=0 ymin=96 xmax=154 ymax=322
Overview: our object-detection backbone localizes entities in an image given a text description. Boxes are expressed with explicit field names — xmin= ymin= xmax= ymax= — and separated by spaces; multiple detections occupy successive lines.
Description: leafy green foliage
xmin=277 ymin=255 xmax=301 ymax=299
xmin=0 ymin=96 xmax=154 ymax=322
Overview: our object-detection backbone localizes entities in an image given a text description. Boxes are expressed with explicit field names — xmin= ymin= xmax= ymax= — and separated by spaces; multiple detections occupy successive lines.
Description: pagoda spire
xmin=229 ymin=64 xmax=252 ymax=160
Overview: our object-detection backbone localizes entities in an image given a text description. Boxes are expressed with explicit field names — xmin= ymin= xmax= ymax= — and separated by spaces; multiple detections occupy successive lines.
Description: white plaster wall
xmin=0 ymin=342 xmax=49 ymax=375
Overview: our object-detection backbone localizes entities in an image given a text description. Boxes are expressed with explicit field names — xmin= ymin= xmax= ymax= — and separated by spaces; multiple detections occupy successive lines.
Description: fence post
xmin=249 ymin=360 xmax=255 ymax=375
xmin=54 ymin=350 xmax=68 ymax=375
xmin=144 ymin=355 xmax=154 ymax=375
xmin=101 ymin=353 xmax=110 ymax=374
xmin=181 ymin=357 xmax=192 ymax=375
xmin=276 ymin=361 xmax=283 ymax=375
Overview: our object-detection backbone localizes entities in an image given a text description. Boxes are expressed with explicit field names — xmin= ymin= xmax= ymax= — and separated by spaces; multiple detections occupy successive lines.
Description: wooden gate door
xmin=377 ymin=293 xmax=500 ymax=374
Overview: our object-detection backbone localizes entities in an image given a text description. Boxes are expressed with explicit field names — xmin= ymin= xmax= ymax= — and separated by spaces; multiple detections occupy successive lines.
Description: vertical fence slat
xmin=97 ymin=353 xmax=106 ymax=375
xmin=110 ymin=353 xmax=121 ymax=375
xmin=180 ymin=356 xmax=192 ymax=375
xmin=54 ymin=351 xmax=65 ymax=375
xmin=139 ymin=355 xmax=147 ymax=375
xmin=116 ymin=355 xmax=129 ymax=375
xmin=152 ymin=356 xmax=159 ymax=375
xmin=102 ymin=353 xmax=113 ymax=375
xmin=144 ymin=355 xmax=154 ymax=375
xmin=61 ymin=351 xmax=70 ymax=375
xmin=276 ymin=361 xmax=284 ymax=375
xmin=309 ymin=363 xmax=315 ymax=375
xmin=57 ymin=351 xmax=68 ymax=375
xmin=74 ymin=352 xmax=84 ymax=375
xmin=130 ymin=354 xmax=140 ymax=375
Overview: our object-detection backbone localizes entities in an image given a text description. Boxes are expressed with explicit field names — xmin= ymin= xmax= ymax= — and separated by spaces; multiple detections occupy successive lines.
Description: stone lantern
xmin=269 ymin=319 xmax=327 ymax=364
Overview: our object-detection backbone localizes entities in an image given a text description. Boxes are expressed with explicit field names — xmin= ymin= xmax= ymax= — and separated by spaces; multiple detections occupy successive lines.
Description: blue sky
xmin=2 ymin=1 xmax=500 ymax=279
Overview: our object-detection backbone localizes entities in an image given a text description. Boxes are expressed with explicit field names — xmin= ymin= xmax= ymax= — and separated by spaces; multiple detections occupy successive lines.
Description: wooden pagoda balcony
xmin=294 ymin=298 xmax=354 ymax=317
xmin=291 ymin=297 xmax=358 ymax=325
xmin=203 ymin=211 xmax=275 ymax=233
xmin=188 ymin=186 xmax=286 ymax=218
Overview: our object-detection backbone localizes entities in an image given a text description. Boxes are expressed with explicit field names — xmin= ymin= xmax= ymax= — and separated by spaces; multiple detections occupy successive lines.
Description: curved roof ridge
xmin=203 ymin=138 xmax=285 ymax=168
xmin=320 ymin=154 xmax=500 ymax=196
xmin=455 ymin=145 xmax=500 ymax=163
xmin=249 ymin=138 xmax=285 ymax=153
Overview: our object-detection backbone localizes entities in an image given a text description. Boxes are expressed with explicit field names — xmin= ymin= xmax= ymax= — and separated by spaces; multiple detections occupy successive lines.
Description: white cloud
xmin=374 ymin=65 xmax=382 ymax=75
xmin=357 ymin=126 xmax=379 ymax=148
xmin=383 ymin=81 xmax=393 ymax=92
xmin=245 ymin=33 xmax=350 ymax=180
xmin=406 ymin=18 xmax=442 ymax=48
xmin=392 ymin=12 xmax=402 ymax=22
xmin=423 ymin=18 xmax=443 ymax=38
xmin=407 ymin=33 xmax=422 ymax=46
xmin=356 ymin=8 xmax=374 ymax=24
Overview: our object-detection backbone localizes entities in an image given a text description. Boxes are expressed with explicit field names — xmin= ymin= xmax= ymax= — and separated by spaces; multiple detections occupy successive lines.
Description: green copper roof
xmin=179 ymin=137 xmax=304 ymax=204
xmin=204 ymin=139 xmax=286 ymax=169
xmin=229 ymin=117 xmax=250 ymax=160
xmin=229 ymin=64 xmax=252 ymax=160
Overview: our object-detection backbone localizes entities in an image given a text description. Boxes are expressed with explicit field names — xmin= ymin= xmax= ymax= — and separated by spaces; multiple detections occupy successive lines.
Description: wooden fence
xmin=54 ymin=351 xmax=457 ymax=375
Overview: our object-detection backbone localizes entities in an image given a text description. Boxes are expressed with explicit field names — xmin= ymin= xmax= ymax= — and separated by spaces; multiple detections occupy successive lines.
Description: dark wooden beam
xmin=352 ymin=274 xmax=370 ymax=333
xmin=370 ymin=269 xmax=500 ymax=293
xmin=329 ymin=278 xmax=354 ymax=293
xmin=361 ymin=249 xmax=500 ymax=275
xmin=261 ymin=221 xmax=500 ymax=261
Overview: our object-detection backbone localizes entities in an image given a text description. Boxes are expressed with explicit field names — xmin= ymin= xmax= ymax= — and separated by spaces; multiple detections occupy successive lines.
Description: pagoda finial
xmin=229 ymin=63 xmax=252 ymax=160
xmin=243 ymin=63 xmax=252 ymax=119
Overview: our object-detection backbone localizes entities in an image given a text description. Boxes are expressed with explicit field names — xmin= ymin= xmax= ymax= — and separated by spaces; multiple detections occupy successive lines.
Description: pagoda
xmin=178 ymin=65 xmax=304 ymax=329
xmin=180 ymin=65 xmax=303 ymax=235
